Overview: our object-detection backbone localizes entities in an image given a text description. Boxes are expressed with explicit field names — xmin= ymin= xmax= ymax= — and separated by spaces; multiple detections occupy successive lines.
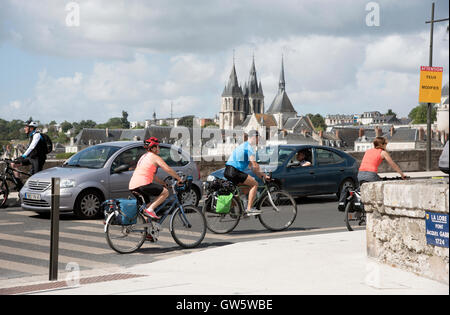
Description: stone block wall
xmin=361 ymin=179 xmax=449 ymax=284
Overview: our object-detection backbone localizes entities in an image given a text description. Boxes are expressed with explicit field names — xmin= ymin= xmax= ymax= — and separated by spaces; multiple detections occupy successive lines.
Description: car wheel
xmin=337 ymin=179 xmax=355 ymax=199
xmin=181 ymin=186 xmax=200 ymax=206
xmin=74 ymin=189 xmax=104 ymax=219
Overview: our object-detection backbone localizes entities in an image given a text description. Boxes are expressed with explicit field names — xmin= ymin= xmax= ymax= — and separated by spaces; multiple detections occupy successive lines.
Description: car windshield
xmin=63 ymin=145 xmax=121 ymax=169
xmin=256 ymin=147 xmax=296 ymax=165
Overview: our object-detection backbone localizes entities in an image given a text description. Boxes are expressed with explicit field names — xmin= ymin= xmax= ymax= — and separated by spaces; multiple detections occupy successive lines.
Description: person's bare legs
xmin=243 ymin=176 xmax=258 ymax=211
xmin=147 ymin=188 xmax=169 ymax=211
xmin=144 ymin=188 xmax=169 ymax=220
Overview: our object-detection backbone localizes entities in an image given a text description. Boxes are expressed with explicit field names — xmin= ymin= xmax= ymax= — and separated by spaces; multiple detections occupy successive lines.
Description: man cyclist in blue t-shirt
xmin=224 ymin=130 xmax=270 ymax=216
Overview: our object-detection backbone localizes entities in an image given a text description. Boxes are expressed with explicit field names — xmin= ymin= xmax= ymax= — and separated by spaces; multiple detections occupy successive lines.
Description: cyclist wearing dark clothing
xmin=13 ymin=121 xmax=47 ymax=175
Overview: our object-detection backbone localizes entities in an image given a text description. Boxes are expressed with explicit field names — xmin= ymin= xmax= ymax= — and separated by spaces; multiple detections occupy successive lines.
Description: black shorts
xmin=224 ymin=165 xmax=248 ymax=185
xmin=131 ymin=183 xmax=164 ymax=204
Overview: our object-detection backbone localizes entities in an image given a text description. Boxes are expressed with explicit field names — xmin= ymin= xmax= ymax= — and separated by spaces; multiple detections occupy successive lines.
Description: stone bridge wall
xmin=23 ymin=148 xmax=443 ymax=182
xmin=361 ymin=179 xmax=449 ymax=284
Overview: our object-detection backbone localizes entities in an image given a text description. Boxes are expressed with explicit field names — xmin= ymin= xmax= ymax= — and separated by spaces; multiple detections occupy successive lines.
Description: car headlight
xmin=60 ymin=179 xmax=76 ymax=188
xmin=207 ymin=175 xmax=216 ymax=182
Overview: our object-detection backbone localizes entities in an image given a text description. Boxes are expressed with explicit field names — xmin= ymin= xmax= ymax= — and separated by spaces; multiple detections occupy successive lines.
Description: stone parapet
xmin=361 ymin=179 xmax=449 ymax=284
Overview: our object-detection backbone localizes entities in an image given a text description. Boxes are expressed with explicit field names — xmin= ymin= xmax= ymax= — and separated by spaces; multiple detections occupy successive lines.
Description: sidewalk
xmin=11 ymin=230 xmax=447 ymax=295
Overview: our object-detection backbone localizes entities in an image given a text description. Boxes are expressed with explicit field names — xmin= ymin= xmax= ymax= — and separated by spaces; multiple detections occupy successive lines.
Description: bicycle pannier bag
xmin=215 ymin=193 xmax=233 ymax=214
xmin=116 ymin=199 xmax=139 ymax=225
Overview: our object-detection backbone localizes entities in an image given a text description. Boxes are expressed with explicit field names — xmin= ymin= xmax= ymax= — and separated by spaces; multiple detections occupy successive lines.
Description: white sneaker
xmin=245 ymin=208 xmax=262 ymax=216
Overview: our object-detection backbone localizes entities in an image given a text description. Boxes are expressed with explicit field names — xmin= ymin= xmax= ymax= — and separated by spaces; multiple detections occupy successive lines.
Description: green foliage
xmin=121 ymin=110 xmax=130 ymax=129
xmin=0 ymin=119 xmax=27 ymax=141
xmin=178 ymin=115 xmax=195 ymax=128
xmin=408 ymin=103 xmax=437 ymax=124
xmin=55 ymin=152 xmax=75 ymax=160
xmin=306 ymin=113 xmax=327 ymax=131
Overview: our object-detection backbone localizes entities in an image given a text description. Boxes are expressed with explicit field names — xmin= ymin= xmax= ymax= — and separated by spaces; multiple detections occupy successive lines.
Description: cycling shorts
xmin=131 ymin=183 xmax=164 ymax=204
xmin=224 ymin=165 xmax=249 ymax=185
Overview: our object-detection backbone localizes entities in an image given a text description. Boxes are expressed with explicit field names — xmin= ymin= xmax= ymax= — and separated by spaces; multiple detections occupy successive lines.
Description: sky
xmin=0 ymin=0 xmax=449 ymax=124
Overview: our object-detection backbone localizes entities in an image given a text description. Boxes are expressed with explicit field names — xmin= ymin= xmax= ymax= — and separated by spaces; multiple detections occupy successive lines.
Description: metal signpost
xmin=424 ymin=2 xmax=449 ymax=171
xmin=49 ymin=177 xmax=60 ymax=281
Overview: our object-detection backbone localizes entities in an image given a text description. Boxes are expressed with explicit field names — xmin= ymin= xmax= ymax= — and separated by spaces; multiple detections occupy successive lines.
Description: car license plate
xmin=25 ymin=193 xmax=41 ymax=200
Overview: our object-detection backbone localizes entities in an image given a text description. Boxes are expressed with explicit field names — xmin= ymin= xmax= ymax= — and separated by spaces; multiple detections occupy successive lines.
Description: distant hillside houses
xmin=325 ymin=111 xmax=409 ymax=126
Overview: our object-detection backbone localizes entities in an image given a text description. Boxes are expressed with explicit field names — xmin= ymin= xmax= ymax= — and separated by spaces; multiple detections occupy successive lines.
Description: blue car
xmin=208 ymin=145 xmax=358 ymax=198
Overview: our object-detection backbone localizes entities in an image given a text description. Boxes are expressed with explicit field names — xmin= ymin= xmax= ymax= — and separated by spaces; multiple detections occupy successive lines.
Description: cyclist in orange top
xmin=129 ymin=137 xmax=183 ymax=220
xmin=358 ymin=136 xmax=406 ymax=183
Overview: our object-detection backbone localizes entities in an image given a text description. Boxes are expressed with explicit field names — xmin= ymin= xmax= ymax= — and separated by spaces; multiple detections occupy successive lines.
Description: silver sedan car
xmin=20 ymin=141 xmax=202 ymax=219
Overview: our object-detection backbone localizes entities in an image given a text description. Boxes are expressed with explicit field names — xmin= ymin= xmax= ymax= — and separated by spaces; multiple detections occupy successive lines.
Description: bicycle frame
xmin=233 ymin=180 xmax=280 ymax=214
xmin=104 ymin=190 xmax=191 ymax=233
xmin=0 ymin=161 xmax=30 ymax=191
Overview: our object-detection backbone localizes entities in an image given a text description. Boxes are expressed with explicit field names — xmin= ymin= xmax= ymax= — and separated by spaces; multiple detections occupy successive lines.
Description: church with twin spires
xmin=219 ymin=56 xmax=298 ymax=132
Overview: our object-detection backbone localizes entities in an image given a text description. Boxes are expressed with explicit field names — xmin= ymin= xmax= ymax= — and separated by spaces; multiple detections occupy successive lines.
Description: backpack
xmin=39 ymin=133 xmax=53 ymax=154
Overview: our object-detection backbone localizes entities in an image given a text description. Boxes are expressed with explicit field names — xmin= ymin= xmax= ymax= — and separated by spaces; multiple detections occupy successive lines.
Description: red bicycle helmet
xmin=144 ymin=137 xmax=160 ymax=150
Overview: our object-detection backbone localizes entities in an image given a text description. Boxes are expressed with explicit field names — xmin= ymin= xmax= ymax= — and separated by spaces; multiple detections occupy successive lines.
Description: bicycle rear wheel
xmin=203 ymin=196 xmax=241 ymax=234
xmin=258 ymin=190 xmax=297 ymax=231
xmin=0 ymin=180 xmax=8 ymax=208
xmin=105 ymin=213 xmax=147 ymax=254
xmin=344 ymin=202 xmax=366 ymax=231
xmin=170 ymin=205 xmax=206 ymax=248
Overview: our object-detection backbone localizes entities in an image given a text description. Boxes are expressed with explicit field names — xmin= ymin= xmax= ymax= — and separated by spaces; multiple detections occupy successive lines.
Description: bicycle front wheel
xmin=170 ymin=205 xmax=206 ymax=249
xmin=203 ymin=196 xmax=241 ymax=234
xmin=344 ymin=202 xmax=366 ymax=231
xmin=258 ymin=190 xmax=297 ymax=231
xmin=105 ymin=213 xmax=147 ymax=254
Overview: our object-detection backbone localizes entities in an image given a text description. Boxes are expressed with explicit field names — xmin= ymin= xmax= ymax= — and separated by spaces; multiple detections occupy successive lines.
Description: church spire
xmin=279 ymin=55 xmax=286 ymax=93
xmin=248 ymin=54 xmax=261 ymax=96
xmin=222 ymin=55 xmax=243 ymax=97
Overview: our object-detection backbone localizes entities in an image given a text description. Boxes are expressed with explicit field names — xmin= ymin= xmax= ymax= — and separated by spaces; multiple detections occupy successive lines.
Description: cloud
xmin=1 ymin=0 xmax=448 ymax=123
xmin=2 ymin=0 xmax=447 ymax=59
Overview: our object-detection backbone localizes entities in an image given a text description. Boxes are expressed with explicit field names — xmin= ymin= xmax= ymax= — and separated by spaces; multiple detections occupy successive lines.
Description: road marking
xmin=0 ymin=245 xmax=116 ymax=270
xmin=0 ymin=233 xmax=111 ymax=255
xmin=0 ymin=259 xmax=48 ymax=275
xmin=67 ymin=225 xmax=176 ymax=244
xmin=0 ymin=220 xmax=23 ymax=226
xmin=4 ymin=210 xmax=38 ymax=217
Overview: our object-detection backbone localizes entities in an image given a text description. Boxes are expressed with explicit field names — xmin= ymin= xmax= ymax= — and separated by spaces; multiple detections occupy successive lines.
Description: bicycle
xmin=343 ymin=176 xmax=409 ymax=231
xmin=203 ymin=173 xmax=297 ymax=234
xmin=103 ymin=176 xmax=207 ymax=254
xmin=0 ymin=158 xmax=31 ymax=208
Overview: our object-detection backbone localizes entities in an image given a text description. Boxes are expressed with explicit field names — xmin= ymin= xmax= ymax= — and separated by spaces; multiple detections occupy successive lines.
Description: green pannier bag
xmin=215 ymin=193 xmax=234 ymax=214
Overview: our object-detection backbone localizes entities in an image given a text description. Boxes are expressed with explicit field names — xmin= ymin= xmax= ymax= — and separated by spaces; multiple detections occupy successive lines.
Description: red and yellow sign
xmin=419 ymin=66 xmax=443 ymax=103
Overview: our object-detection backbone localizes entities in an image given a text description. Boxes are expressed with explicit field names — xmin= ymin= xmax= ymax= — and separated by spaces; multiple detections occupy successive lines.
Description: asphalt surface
xmin=0 ymin=194 xmax=352 ymax=282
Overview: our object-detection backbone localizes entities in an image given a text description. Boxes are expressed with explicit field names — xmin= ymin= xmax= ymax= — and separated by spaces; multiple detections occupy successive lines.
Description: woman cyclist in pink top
xmin=129 ymin=137 xmax=183 ymax=220
xmin=358 ymin=136 xmax=406 ymax=183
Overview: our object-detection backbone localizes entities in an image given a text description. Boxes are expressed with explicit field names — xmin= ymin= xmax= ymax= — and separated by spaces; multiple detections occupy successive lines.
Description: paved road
xmin=0 ymin=194 xmax=358 ymax=281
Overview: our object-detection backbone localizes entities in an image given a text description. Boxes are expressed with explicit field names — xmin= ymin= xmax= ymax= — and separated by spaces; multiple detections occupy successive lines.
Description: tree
xmin=306 ymin=113 xmax=327 ymax=131
xmin=408 ymin=103 xmax=437 ymax=124
xmin=73 ymin=120 xmax=97 ymax=134
xmin=178 ymin=115 xmax=195 ymax=128
xmin=385 ymin=109 xmax=397 ymax=118
xmin=60 ymin=121 xmax=73 ymax=133
xmin=121 ymin=110 xmax=130 ymax=129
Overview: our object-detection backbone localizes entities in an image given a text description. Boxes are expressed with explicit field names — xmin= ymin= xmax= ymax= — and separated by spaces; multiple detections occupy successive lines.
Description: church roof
xmin=244 ymin=56 xmax=263 ymax=97
xmin=266 ymin=90 xmax=296 ymax=114
xmin=222 ymin=63 xmax=243 ymax=97
xmin=266 ymin=57 xmax=297 ymax=114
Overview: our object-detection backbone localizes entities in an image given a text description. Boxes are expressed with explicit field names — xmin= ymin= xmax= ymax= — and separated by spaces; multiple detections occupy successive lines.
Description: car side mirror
xmin=287 ymin=161 xmax=301 ymax=168
xmin=113 ymin=164 xmax=130 ymax=173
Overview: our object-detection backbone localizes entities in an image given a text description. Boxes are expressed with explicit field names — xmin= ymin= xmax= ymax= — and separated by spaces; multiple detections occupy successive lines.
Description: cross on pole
xmin=424 ymin=2 xmax=449 ymax=171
